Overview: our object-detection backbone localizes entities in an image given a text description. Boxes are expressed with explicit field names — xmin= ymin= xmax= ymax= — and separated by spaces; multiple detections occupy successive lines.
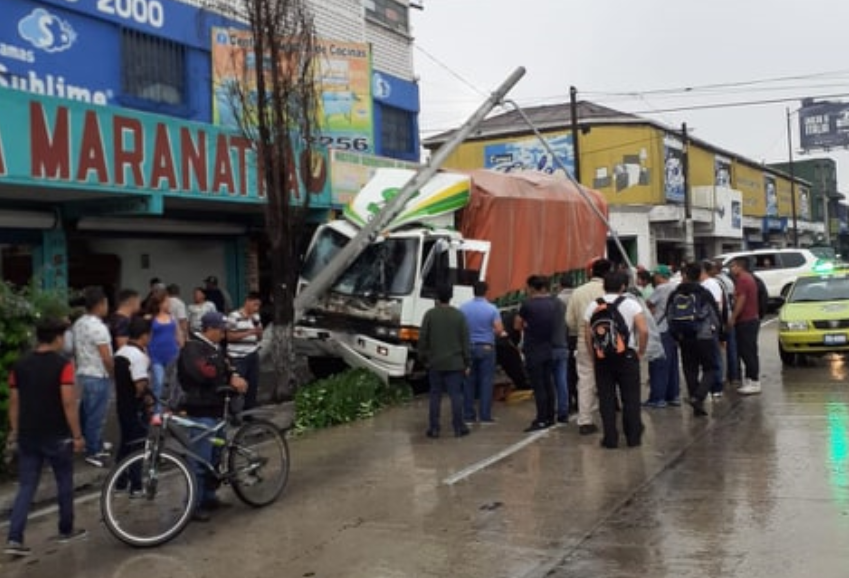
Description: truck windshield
xmin=301 ymin=227 xmax=349 ymax=282
xmin=332 ymin=238 xmax=420 ymax=297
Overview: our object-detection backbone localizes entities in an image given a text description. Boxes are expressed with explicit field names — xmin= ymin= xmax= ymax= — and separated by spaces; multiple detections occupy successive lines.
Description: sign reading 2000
xmin=97 ymin=0 xmax=165 ymax=28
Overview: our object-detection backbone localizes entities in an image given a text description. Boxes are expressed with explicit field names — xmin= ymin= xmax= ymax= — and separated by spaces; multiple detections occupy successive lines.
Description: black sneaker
xmin=523 ymin=421 xmax=550 ymax=433
xmin=57 ymin=529 xmax=88 ymax=544
xmin=600 ymin=439 xmax=618 ymax=449
xmin=425 ymin=429 xmax=440 ymax=439
xmin=557 ymin=415 xmax=569 ymax=424
xmin=201 ymin=497 xmax=232 ymax=511
xmin=455 ymin=428 xmax=471 ymax=438
xmin=4 ymin=541 xmax=31 ymax=557
xmin=579 ymin=424 xmax=599 ymax=436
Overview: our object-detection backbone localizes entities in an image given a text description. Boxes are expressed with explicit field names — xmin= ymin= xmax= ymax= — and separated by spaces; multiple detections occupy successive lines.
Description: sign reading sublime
xmin=0 ymin=87 xmax=267 ymax=202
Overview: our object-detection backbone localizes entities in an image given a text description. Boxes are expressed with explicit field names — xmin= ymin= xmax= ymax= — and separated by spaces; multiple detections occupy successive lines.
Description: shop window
xmin=364 ymin=0 xmax=409 ymax=34
xmin=121 ymin=29 xmax=186 ymax=106
xmin=380 ymin=106 xmax=415 ymax=157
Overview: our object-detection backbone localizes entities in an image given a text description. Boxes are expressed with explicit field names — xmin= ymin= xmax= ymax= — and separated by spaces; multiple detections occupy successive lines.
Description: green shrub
xmin=0 ymin=282 xmax=70 ymax=476
xmin=294 ymin=369 xmax=411 ymax=434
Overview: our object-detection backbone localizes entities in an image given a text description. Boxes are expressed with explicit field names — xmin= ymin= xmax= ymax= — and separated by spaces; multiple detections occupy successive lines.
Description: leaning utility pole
xmin=294 ymin=67 xmax=527 ymax=322
xmin=569 ymin=86 xmax=582 ymax=183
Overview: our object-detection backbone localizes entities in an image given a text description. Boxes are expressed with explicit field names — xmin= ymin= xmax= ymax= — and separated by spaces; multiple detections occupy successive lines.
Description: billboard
xmin=211 ymin=28 xmax=374 ymax=153
xmin=329 ymin=150 xmax=417 ymax=206
xmin=482 ymin=133 xmax=574 ymax=177
xmin=663 ymin=135 xmax=685 ymax=203
xmin=799 ymin=99 xmax=849 ymax=151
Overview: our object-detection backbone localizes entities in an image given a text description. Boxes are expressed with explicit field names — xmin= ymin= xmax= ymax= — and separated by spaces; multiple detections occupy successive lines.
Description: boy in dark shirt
xmin=113 ymin=316 xmax=154 ymax=494
xmin=6 ymin=318 xmax=87 ymax=556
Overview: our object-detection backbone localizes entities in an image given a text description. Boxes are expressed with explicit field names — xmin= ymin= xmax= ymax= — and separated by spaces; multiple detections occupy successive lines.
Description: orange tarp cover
xmin=459 ymin=170 xmax=608 ymax=299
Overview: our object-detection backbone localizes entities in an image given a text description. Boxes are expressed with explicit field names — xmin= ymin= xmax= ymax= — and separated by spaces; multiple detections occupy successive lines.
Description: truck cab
xmin=295 ymin=170 xmax=490 ymax=380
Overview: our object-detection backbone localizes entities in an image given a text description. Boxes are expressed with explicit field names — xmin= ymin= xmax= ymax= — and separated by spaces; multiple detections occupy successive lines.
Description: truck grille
xmin=812 ymin=319 xmax=849 ymax=330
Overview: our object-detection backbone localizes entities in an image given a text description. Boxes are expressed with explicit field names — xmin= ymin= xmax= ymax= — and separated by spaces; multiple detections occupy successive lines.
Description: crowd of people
xmin=5 ymin=276 xmax=261 ymax=556
xmin=419 ymin=256 xmax=764 ymax=451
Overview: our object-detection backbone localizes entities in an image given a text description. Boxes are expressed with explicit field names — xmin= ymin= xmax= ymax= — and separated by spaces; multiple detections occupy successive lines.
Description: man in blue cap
xmin=177 ymin=311 xmax=247 ymax=521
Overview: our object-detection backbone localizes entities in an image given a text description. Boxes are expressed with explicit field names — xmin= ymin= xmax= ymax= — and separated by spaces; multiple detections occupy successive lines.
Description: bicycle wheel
xmin=101 ymin=448 xmax=197 ymax=547
xmin=228 ymin=419 xmax=290 ymax=507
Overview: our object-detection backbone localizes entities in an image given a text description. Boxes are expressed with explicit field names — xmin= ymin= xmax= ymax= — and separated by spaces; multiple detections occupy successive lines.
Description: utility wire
xmin=414 ymin=44 xmax=488 ymax=97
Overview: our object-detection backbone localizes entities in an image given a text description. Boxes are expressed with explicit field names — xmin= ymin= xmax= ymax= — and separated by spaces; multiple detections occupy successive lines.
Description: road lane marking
xmin=761 ymin=317 xmax=778 ymax=327
xmin=442 ymin=428 xmax=553 ymax=486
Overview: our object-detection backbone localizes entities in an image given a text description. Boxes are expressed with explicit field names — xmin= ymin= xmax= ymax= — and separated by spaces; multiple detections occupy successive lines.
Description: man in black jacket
xmin=178 ymin=311 xmax=247 ymax=521
xmin=667 ymin=263 xmax=722 ymax=417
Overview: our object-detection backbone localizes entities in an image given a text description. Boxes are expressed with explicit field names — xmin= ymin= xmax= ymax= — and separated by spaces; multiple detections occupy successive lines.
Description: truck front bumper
xmin=294 ymin=326 xmax=410 ymax=382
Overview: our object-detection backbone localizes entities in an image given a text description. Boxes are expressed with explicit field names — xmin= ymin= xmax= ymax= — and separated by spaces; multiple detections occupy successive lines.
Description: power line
xmin=414 ymin=44 xmax=487 ymax=97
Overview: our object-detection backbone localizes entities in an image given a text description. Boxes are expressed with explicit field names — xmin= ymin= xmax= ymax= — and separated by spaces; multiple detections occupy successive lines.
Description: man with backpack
xmin=667 ymin=263 xmax=722 ymax=417
xmin=729 ymin=258 xmax=762 ymax=395
xmin=584 ymin=271 xmax=648 ymax=449
xmin=701 ymin=261 xmax=730 ymax=400
xmin=714 ymin=260 xmax=741 ymax=389
xmin=567 ymin=258 xmax=613 ymax=436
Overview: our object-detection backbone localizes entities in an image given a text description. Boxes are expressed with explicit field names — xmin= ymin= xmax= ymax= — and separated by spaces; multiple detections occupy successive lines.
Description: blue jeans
xmin=552 ymin=347 xmax=569 ymax=418
xmin=429 ymin=370 xmax=466 ymax=435
xmin=233 ymin=352 xmax=260 ymax=410
xmin=189 ymin=417 xmax=222 ymax=506
xmin=78 ymin=375 xmax=111 ymax=456
xmin=648 ymin=331 xmax=681 ymax=403
xmin=463 ymin=344 xmax=496 ymax=421
xmin=725 ymin=326 xmax=740 ymax=382
xmin=8 ymin=436 xmax=75 ymax=543
xmin=151 ymin=362 xmax=167 ymax=413
xmin=712 ymin=340 xmax=724 ymax=394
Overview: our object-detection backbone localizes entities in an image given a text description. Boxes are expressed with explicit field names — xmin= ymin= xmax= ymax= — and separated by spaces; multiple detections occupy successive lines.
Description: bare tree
xmin=205 ymin=0 xmax=321 ymax=400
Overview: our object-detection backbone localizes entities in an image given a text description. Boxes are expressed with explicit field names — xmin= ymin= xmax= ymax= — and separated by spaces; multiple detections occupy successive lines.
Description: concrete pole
xmin=294 ymin=67 xmax=527 ymax=322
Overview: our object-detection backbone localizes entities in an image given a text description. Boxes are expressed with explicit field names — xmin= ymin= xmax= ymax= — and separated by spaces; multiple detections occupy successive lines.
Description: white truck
xmin=294 ymin=167 xmax=608 ymax=381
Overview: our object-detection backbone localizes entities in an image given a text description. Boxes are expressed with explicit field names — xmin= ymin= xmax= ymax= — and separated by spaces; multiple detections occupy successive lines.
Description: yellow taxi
xmin=778 ymin=262 xmax=849 ymax=365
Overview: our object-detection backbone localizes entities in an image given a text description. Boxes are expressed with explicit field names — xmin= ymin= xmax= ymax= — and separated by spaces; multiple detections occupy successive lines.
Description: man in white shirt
xmin=584 ymin=271 xmax=648 ymax=449
xmin=72 ymin=287 xmax=114 ymax=468
xmin=167 ymin=284 xmax=189 ymax=342
xmin=701 ymin=261 xmax=728 ymax=399
xmin=227 ymin=292 xmax=263 ymax=410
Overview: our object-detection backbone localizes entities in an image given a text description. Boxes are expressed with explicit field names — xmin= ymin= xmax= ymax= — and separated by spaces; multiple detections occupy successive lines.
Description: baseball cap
xmin=204 ymin=275 xmax=218 ymax=285
xmin=652 ymin=265 xmax=672 ymax=278
xmin=201 ymin=311 xmax=227 ymax=330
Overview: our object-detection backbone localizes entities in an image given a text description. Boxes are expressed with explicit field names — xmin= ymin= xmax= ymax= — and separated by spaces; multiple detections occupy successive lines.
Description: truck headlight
xmin=780 ymin=320 xmax=809 ymax=331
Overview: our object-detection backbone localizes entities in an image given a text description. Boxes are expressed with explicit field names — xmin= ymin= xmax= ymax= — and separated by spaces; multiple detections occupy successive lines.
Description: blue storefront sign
xmin=762 ymin=216 xmax=788 ymax=233
xmin=0 ymin=0 xmax=239 ymax=118
xmin=483 ymin=133 xmax=575 ymax=176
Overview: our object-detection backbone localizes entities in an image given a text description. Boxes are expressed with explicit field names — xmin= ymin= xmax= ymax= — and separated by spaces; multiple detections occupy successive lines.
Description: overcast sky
xmin=411 ymin=0 xmax=849 ymax=191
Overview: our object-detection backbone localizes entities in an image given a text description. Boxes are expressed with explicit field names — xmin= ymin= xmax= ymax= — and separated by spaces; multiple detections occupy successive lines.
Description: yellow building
xmin=425 ymin=102 xmax=819 ymax=267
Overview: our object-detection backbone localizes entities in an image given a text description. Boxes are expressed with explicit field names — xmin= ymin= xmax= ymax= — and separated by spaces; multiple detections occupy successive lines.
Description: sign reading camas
xmin=0 ymin=87 xmax=332 ymax=204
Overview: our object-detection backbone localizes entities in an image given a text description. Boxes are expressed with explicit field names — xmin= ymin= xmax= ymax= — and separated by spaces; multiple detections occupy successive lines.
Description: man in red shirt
xmin=729 ymin=258 xmax=761 ymax=395
xmin=6 ymin=318 xmax=87 ymax=557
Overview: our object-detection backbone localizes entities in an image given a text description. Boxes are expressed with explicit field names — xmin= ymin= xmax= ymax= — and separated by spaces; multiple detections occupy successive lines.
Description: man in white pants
xmin=566 ymin=258 xmax=613 ymax=435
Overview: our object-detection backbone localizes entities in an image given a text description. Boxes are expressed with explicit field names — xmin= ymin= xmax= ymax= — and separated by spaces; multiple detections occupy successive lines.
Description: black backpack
xmin=667 ymin=288 xmax=709 ymax=339
xmin=589 ymin=296 xmax=630 ymax=359
xmin=753 ymin=274 xmax=769 ymax=319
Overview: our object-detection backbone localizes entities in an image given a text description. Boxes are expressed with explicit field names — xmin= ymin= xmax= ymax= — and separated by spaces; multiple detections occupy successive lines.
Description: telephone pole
xmin=786 ymin=107 xmax=799 ymax=247
xmin=569 ymin=86 xmax=582 ymax=183
xmin=682 ymin=122 xmax=695 ymax=262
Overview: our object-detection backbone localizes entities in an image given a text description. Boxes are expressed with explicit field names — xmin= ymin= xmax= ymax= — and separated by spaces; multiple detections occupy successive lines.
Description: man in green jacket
xmin=419 ymin=285 xmax=471 ymax=439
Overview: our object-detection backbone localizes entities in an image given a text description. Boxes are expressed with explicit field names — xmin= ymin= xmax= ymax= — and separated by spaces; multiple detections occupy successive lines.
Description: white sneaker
xmin=738 ymin=381 xmax=762 ymax=396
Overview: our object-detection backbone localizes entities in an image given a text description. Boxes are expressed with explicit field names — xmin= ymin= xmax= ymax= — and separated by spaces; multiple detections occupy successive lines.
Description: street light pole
xmin=786 ymin=107 xmax=799 ymax=248
xmin=682 ymin=122 xmax=695 ymax=263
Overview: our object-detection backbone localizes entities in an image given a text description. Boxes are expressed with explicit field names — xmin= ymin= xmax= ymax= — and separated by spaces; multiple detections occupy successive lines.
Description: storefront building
xmin=0 ymin=0 xmax=421 ymax=300
xmin=424 ymin=102 xmax=820 ymax=268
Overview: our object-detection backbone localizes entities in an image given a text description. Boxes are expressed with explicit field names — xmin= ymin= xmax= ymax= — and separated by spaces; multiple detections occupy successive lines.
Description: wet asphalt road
xmin=3 ymin=319 xmax=849 ymax=578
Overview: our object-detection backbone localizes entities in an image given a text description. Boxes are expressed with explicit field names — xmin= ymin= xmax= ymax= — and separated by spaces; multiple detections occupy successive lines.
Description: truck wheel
xmin=307 ymin=356 xmax=349 ymax=380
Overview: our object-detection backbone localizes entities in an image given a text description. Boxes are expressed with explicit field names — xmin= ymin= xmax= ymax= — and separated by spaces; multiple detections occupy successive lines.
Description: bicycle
xmin=100 ymin=387 xmax=290 ymax=547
